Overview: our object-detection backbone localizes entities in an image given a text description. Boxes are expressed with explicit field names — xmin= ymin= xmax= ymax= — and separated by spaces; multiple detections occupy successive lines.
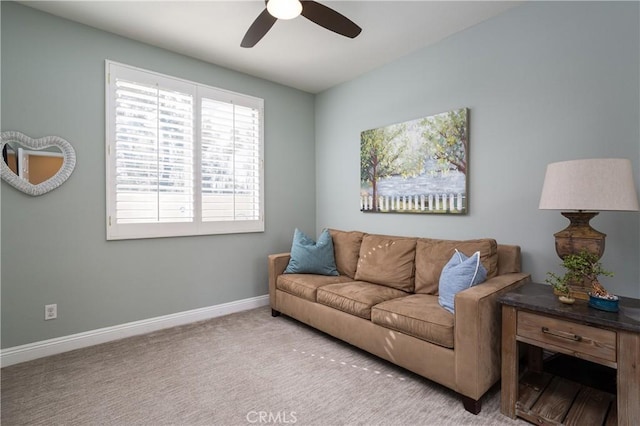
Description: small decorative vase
xmin=558 ymin=295 xmax=576 ymax=304
xmin=588 ymin=293 xmax=619 ymax=312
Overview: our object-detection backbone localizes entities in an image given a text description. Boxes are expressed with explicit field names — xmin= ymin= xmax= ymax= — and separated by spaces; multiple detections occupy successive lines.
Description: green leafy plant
xmin=546 ymin=272 xmax=571 ymax=296
xmin=545 ymin=250 xmax=614 ymax=297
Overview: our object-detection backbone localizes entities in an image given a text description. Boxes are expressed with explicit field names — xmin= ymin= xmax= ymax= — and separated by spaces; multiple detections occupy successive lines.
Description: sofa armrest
xmin=268 ymin=253 xmax=291 ymax=308
xmin=453 ymin=272 xmax=531 ymax=400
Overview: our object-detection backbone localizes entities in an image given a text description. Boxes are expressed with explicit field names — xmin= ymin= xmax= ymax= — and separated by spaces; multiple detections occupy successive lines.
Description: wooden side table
xmin=499 ymin=283 xmax=640 ymax=425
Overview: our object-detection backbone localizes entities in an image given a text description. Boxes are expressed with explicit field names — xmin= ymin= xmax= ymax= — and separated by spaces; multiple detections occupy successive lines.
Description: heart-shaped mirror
xmin=1 ymin=131 xmax=76 ymax=196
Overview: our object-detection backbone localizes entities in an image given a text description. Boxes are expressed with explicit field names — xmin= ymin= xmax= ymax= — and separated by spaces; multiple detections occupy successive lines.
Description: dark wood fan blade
xmin=301 ymin=1 xmax=361 ymax=38
xmin=241 ymin=8 xmax=278 ymax=48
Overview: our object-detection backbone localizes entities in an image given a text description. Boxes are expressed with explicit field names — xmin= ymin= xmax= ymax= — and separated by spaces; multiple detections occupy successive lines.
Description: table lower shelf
xmin=516 ymin=371 xmax=617 ymax=426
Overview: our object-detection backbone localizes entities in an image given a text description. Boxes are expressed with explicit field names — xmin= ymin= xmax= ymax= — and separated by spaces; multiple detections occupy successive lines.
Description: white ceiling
xmin=21 ymin=1 xmax=521 ymax=93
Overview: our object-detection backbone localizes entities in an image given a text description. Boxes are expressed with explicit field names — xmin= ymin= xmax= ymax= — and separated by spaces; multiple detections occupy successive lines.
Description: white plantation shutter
xmin=201 ymin=98 xmax=261 ymax=222
xmin=106 ymin=61 xmax=264 ymax=240
xmin=114 ymin=80 xmax=194 ymax=224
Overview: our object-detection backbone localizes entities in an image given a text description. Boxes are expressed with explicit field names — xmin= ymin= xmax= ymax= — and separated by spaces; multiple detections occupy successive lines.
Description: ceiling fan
xmin=241 ymin=0 xmax=362 ymax=48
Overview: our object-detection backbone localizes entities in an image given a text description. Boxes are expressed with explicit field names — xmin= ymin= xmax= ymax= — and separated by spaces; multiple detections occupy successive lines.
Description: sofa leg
xmin=461 ymin=395 xmax=481 ymax=414
xmin=271 ymin=309 xmax=281 ymax=317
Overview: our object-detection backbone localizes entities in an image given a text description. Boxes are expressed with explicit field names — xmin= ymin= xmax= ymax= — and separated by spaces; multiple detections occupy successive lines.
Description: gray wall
xmin=1 ymin=2 xmax=316 ymax=348
xmin=315 ymin=2 xmax=640 ymax=297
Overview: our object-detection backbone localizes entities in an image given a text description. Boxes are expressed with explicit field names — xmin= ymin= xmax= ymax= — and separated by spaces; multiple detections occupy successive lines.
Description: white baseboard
xmin=1 ymin=294 xmax=269 ymax=368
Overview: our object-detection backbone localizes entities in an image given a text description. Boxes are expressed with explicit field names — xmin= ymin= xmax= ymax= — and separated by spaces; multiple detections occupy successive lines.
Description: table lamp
xmin=539 ymin=158 xmax=639 ymax=298
xmin=539 ymin=158 xmax=639 ymax=259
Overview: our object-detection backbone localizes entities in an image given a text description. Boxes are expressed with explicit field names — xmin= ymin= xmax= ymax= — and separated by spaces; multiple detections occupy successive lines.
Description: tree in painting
xmin=360 ymin=124 xmax=406 ymax=211
xmin=420 ymin=108 xmax=468 ymax=174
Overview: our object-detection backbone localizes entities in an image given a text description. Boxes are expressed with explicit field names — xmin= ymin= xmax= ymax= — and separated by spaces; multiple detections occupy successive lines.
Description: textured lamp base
xmin=553 ymin=211 xmax=606 ymax=300
xmin=554 ymin=212 xmax=606 ymax=259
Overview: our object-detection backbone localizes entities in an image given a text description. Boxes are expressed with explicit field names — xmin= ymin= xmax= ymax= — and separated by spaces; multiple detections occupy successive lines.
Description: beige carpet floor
xmin=1 ymin=307 xmax=528 ymax=425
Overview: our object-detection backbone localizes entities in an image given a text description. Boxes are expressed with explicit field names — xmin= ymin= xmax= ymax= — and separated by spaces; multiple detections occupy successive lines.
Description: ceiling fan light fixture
xmin=267 ymin=0 xmax=302 ymax=20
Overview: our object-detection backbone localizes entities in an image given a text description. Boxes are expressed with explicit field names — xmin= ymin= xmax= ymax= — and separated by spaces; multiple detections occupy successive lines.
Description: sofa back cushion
xmin=329 ymin=229 xmax=365 ymax=279
xmin=354 ymin=234 xmax=417 ymax=292
xmin=414 ymin=238 xmax=498 ymax=294
xmin=497 ymin=244 xmax=522 ymax=275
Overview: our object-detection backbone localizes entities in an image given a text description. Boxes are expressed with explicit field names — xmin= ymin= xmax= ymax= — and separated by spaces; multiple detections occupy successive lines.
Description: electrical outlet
xmin=45 ymin=304 xmax=57 ymax=320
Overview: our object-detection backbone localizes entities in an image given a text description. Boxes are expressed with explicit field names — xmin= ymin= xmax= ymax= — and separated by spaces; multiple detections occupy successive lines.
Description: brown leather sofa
xmin=268 ymin=229 xmax=530 ymax=414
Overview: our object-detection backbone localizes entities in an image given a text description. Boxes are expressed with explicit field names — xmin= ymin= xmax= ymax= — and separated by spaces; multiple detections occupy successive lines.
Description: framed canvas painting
xmin=360 ymin=108 xmax=469 ymax=214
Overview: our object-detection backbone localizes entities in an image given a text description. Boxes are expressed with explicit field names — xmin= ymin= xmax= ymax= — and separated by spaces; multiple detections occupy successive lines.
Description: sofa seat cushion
xmin=371 ymin=294 xmax=454 ymax=349
xmin=317 ymin=281 xmax=408 ymax=320
xmin=414 ymin=238 xmax=498 ymax=295
xmin=277 ymin=274 xmax=354 ymax=302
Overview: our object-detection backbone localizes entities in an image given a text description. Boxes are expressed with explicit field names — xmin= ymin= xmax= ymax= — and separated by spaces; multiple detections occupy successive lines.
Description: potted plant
xmin=545 ymin=250 xmax=618 ymax=311
xmin=545 ymin=269 xmax=575 ymax=304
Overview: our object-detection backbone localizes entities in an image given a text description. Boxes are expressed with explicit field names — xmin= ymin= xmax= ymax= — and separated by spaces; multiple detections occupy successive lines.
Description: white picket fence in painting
xmin=360 ymin=193 xmax=465 ymax=213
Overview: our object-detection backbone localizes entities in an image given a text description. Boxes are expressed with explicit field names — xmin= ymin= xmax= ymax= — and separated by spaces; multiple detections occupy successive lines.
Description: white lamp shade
xmin=267 ymin=0 xmax=303 ymax=20
xmin=539 ymin=158 xmax=639 ymax=211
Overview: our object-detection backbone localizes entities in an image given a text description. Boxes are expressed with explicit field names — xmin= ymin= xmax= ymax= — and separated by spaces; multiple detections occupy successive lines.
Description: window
xmin=105 ymin=61 xmax=264 ymax=240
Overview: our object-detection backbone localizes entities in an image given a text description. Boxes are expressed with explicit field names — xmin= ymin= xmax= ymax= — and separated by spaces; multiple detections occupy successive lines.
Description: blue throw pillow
xmin=284 ymin=228 xmax=339 ymax=276
xmin=438 ymin=249 xmax=487 ymax=314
